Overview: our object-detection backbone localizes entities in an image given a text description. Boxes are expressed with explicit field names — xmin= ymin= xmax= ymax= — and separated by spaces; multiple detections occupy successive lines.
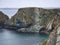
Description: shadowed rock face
xmin=0 ymin=11 xmax=9 ymax=24
xmin=0 ymin=11 xmax=9 ymax=28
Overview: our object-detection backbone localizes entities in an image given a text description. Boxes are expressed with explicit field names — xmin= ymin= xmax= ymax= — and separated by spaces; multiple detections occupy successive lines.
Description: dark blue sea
xmin=0 ymin=29 xmax=48 ymax=45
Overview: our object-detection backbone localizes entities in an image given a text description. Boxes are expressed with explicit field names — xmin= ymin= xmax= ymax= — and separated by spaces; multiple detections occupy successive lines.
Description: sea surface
xmin=0 ymin=29 xmax=48 ymax=45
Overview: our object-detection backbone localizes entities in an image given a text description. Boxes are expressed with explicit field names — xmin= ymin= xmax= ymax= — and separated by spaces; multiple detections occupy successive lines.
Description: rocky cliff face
xmin=0 ymin=11 xmax=9 ymax=25
xmin=10 ymin=8 xmax=34 ymax=27
xmin=9 ymin=7 xmax=60 ymax=32
xmin=10 ymin=8 xmax=60 ymax=25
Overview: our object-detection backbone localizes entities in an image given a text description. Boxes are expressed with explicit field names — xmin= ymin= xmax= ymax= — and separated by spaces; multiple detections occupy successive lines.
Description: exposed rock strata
xmin=6 ymin=8 xmax=60 ymax=33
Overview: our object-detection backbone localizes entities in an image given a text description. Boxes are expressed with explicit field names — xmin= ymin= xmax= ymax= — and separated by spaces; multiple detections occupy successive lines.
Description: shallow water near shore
xmin=0 ymin=29 xmax=48 ymax=45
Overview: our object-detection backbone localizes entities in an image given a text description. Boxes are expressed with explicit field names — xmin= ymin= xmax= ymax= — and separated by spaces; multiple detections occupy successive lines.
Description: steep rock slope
xmin=10 ymin=7 xmax=60 ymax=32
xmin=0 ymin=11 xmax=9 ymax=24
xmin=0 ymin=11 xmax=9 ymax=28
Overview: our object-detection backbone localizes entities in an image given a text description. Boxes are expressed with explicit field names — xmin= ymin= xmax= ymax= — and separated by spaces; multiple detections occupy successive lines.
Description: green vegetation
xmin=38 ymin=40 xmax=47 ymax=45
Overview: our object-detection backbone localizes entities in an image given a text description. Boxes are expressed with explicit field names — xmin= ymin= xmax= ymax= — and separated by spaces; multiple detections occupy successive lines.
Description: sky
xmin=0 ymin=0 xmax=60 ymax=18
